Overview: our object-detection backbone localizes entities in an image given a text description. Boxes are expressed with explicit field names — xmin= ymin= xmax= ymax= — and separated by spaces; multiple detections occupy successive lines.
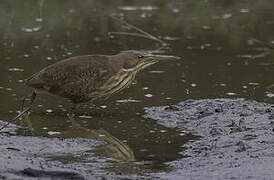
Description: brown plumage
xmin=26 ymin=51 xmax=179 ymax=104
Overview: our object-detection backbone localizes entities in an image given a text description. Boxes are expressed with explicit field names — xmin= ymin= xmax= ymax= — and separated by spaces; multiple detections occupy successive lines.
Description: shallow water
xmin=1 ymin=0 xmax=274 ymax=174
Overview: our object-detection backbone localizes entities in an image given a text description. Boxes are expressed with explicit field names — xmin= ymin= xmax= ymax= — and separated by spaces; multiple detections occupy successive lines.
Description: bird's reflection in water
xmin=63 ymin=113 xmax=136 ymax=162
xmin=17 ymin=107 xmax=179 ymax=174
xmin=17 ymin=110 xmax=139 ymax=173
xmin=51 ymin=113 xmax=152 ymax=174
xmin=54 ymin=113 xmax=170 ymax=174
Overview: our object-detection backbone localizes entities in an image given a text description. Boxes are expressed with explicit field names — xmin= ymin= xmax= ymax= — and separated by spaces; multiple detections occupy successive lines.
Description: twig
xmin=108 ymin=32 xmax=158 ymax=41
xmin=249 ymin=37 xmax=274 ymax=50
xmin=146 ymin=46 xmax=170 ymax=54
xmin=111 ymin=16 xmax=168 ymax=46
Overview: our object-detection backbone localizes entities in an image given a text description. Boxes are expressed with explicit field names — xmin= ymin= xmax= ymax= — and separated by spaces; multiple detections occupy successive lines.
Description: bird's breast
xmin=88 ymin=69 xmax=137 ymax=101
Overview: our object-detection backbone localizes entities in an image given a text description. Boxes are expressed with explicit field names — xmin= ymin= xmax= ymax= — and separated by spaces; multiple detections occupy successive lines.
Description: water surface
xmin=1 ymin=0 xmax=274 ymax=173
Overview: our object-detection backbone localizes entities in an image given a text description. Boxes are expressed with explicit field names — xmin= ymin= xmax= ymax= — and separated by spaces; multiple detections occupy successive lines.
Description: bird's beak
xmin=144 ymin=54 xmax=181 ymax=61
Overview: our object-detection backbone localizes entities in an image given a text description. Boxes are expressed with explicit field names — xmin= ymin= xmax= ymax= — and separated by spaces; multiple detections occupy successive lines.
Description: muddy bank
xmin=1 ymin=98 xmax=274 ymax=179
xmin=0 ymin=120 xmax=153 ymax=179
xmin=0 ymin=121 xmax=118 ymax=179
xmin=145 ymin=98 xmax=274 ymax=180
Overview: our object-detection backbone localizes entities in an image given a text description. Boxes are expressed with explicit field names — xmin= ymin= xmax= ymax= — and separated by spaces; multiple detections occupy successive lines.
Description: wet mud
xmin=1 ymin=98 xmax=274 ymax=179
xmin=145 ymin=98 xmax=274 ymax=180
xmin=0 ymin=121 xmax=113 ymax=179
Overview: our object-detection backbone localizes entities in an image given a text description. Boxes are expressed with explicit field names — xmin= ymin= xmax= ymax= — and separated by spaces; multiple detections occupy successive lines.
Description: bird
xmin=24 ymin=50 xmax=180 ymax=109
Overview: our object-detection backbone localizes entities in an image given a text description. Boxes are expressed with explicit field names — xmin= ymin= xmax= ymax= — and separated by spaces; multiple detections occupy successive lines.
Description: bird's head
xmin=118 ymin=50 xmax=181 ymax=71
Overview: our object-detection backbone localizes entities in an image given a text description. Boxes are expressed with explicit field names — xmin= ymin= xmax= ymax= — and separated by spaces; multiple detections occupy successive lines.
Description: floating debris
xmin=94 ymin=37 xmax=100 ymax=42
xmin=172 ymin=8 xmax=180 ymax=13
xmin=266 ymin=92 xmax=274 ymax=98
xmin=116 ymin=99 xmax=141 ymax=103
xmin=46 ymin=57 xmax=53 ymax=61
xmin=226 ymin=92 xmax=237 ymax=96
xmin=46 ymin=109 xmax=53 ymax=113
xmin=222 ymin=13 xmax=232 ymax=19
xmin=139 ymin=149 xmax=148 ymax=152
xmin=68 ymin=9 xmax=76 ymax=13
xmin=8 ymin=68 xmax=24 ymax=72
xmin=240 ymin=8 xmax=249 ymax=13
xmin=186 ymin=36 xmax=193 ymax=40
xmin=118 ymin=6 xmax=158 ymax=11
xmin=202 ymin=25 xmax=211 ymax=30
xmin=160 ymin=130 xmax=167 ymax=133
xmin=163 ymin=36 xmax=180 ymax=41
xmin=219 ymin=83 xmax=227 ymax=87
xmin=35 ymin=18 xmax=43 ymax=22
xmin=21 ymin=27 xmax=41 ymax=33
xmin=78 ymin=115 xmax=93 ymax=119
xmin=145 ymin=94 xmax=153 ymax=98
xmin=140 ymin=13 xmax=148 ymax=18
xmin=47 ymin=131 xmax=61 ymax=135
xmin=149 ymin=70 xmax=165 ymax=74
xmin=248 ymin=82 xmax=259 ymax=86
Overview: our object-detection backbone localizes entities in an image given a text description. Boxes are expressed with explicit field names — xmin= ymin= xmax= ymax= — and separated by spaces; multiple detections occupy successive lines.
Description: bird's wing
xmin=26 ymin=56 xmax=116 ymax=102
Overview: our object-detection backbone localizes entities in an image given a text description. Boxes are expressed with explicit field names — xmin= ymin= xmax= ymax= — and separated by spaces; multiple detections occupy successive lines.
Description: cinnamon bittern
xmin=24 ymin=51 xmax=180 ymax=108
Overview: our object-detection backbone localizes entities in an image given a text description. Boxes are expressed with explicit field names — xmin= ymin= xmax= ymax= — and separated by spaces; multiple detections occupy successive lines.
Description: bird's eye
xmin=138 ymin=55 xmax=144 ymax=59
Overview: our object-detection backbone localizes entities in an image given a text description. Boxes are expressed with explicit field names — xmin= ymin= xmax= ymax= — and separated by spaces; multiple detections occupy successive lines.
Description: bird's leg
xmin=29 ymin=91 xmax=37 ymax=108
xmin=67 ymin=111 xmax=83 ymax=129
xmin=20 ymin=97 xmax=27 ymax=111
xmin=71 ymin=103 xmax=79 ymax=114
xmin=16 ymin=91 xmax=37 ymax=132
xmin=21 ymin=111 xmax=34 ymax=134
xmin=20 ymin=91 xmax=37 ymax=111
xmin=67 ymin=111 xmax=76 ymax=125
xmin=67 ymin=111 xmax=75 ymax=121
xmin=67 ymin=104 xmax=85 ymax=130
xmin=67 ymin=103 xmax=78 ymax=122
